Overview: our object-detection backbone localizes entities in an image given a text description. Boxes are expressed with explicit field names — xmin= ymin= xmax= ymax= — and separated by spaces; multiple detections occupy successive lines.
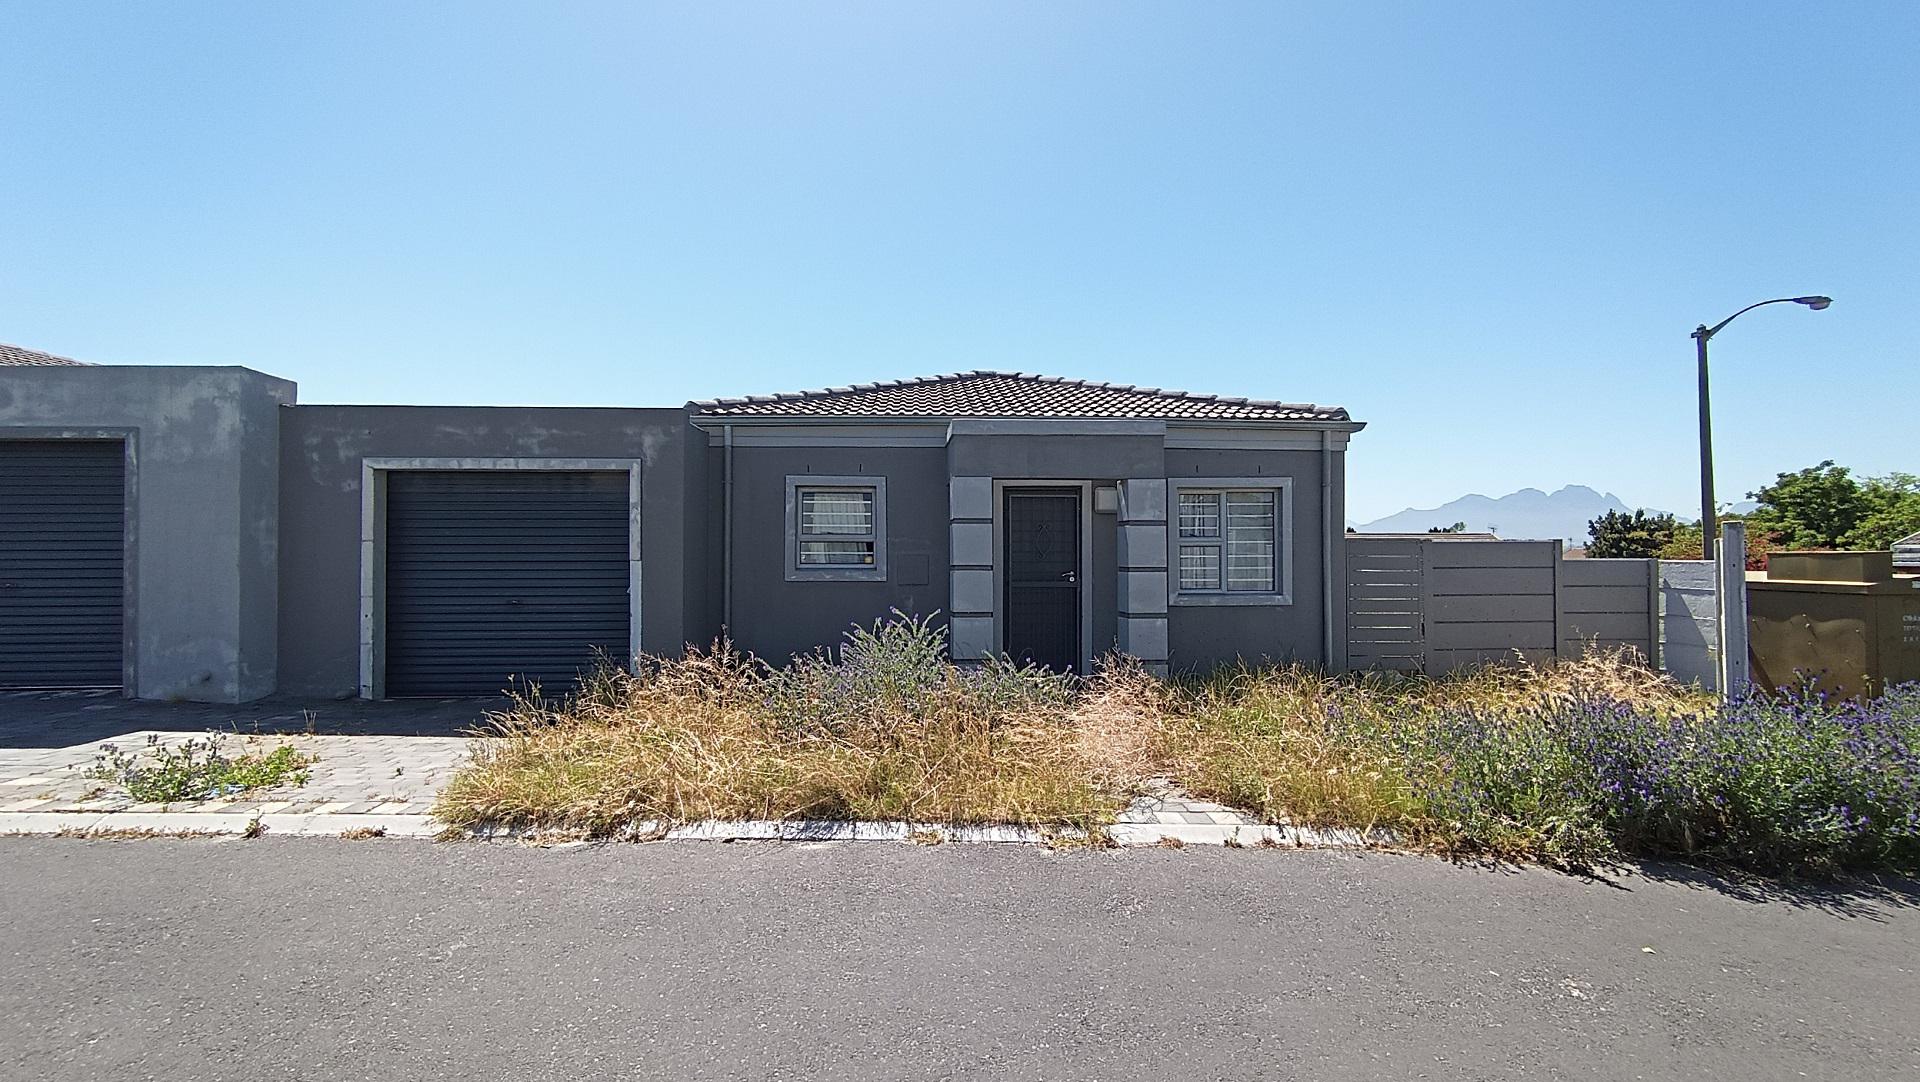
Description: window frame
xmin=784 ymin=474 xmax=887 ymax=582
xmin=1167 ymin=477 xmax=1293 ymax=606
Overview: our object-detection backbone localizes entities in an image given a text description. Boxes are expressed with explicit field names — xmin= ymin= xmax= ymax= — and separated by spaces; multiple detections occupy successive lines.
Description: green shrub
xmin=88 ymin=735 xmax=313 ymax=803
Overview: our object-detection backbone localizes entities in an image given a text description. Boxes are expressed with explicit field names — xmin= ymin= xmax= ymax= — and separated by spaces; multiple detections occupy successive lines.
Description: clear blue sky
xmin=3 ymin=2 xmax=1914 ymax=522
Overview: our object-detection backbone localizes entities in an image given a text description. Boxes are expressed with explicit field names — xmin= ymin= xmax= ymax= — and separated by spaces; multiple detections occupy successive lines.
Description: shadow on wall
xmin=0 ymin=693 xmax=506 ymax=750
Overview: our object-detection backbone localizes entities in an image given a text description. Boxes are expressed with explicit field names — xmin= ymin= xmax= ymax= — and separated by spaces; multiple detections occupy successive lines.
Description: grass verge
xmin=435 ymin=615 xmax=1124 ymax=835
xmin=435 ymin=614 xmax=1920 ymax=877
xmin=1157 ymin=656 xmax=1920 ymax=874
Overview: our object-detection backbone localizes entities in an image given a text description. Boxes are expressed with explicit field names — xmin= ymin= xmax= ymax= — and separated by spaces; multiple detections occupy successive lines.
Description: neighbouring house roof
xmin=0 ymin=342 xmax=91 ymax=367
xmin=1895 ymin=530 xmax=1920 ymax=568
xmin=692 ymin=371 xmax=1351 ymax=423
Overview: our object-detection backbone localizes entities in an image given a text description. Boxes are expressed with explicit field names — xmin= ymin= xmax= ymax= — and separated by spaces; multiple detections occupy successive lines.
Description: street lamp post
xmin=1690 ymin=295 xmax=1831 ymax=561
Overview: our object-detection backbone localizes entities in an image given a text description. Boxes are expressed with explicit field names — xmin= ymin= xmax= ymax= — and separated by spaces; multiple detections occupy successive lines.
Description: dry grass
xmin=434 ymin=614 xmax=1730 ymax=870
xmin=435 ymin=636 xmax=1132 ymax=836
xmin=1149 ymin=648 xmax=1711 ymax=842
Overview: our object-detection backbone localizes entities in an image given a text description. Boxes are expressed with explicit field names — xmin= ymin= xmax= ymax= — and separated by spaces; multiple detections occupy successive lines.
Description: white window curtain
xmin=797 ymin=488 xmax=876 ymax=565
xmin=1177 ymin=489 xmax=1277 ymax=593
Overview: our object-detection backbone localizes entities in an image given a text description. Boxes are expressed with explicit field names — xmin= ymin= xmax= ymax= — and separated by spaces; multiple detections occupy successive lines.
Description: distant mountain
xmin=1356 ymin=486 xmax=1654 ymax=544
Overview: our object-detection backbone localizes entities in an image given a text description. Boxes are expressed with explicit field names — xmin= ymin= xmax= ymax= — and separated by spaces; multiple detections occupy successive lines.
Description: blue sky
xmin=2 ymin=3 xmax=1914 ymax=522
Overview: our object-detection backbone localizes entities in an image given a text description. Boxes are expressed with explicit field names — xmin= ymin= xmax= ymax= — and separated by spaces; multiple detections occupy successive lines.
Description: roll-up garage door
xmin=0 ymin=440 xmax=126 ymax=688
xmin=383 ymin=470 xmax=631 ymax=697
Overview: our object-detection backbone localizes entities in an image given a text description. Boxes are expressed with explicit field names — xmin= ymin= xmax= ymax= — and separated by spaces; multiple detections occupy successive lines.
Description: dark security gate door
xmin=384 ymin=470 xmax=630 ymax=697
xmin=1003 ymin=488 xmax=1081 ymax=673
xmin=0 ymin=440 xmax=126 ymax=688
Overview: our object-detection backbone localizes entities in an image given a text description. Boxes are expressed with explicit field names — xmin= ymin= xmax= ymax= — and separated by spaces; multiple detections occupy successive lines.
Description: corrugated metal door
xmin=384 ymin=470 xmax=631 ymax=697
xmin=0 ymin=440 xmax=126 ymax=688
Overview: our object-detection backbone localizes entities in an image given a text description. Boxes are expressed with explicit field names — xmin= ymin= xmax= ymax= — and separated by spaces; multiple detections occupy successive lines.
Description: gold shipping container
xmin=1747 ymin=551 xmax=1920 ymax=700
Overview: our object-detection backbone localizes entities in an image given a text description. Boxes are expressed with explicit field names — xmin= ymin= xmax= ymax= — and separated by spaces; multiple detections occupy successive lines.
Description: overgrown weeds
xmin=435 ymin=614 xmax=1920 ymax=878
xmin=435 ymin=613 xmax=1120 ymax=834
xmin=1159 ymin=653 xmax=1920 ymax=874
xmin=87 ymin=735 xmax=313 ymax=804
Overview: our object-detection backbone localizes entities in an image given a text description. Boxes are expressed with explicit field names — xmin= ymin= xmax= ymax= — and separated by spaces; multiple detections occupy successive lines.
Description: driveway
xmin=0 ymin=692 xmax=501 ymax=829
xmin=2 ymin=839 xmax=1916 ymax=1081
xmin=0 ymin=691 xmax=505 ymax=747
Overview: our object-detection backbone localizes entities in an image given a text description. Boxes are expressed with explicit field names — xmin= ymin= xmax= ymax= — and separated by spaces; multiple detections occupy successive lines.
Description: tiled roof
xmin=693 ymin=371 xmax=1349 ymax=422
xmin=0 ymin=342 xmax=91 ymax=367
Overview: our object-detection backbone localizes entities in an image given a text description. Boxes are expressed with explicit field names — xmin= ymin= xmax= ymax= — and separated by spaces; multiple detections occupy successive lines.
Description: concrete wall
xmin=1659 ymin=560 xmax=1719 ymax=689
xmin=277 ymin=405 xmax=700 ymax=697
xmin=1165 ymin=447 xmax=1331 ymax=670
xmin=721 ymin=444 xmax=950 ymax=664
xmin=0 ymin=366 xmax=294 ymax=702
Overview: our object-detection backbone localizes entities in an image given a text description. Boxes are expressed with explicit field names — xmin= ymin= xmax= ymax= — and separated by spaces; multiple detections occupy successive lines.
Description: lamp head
xmin=1793 ymin=296 xmax=1833 ymax=310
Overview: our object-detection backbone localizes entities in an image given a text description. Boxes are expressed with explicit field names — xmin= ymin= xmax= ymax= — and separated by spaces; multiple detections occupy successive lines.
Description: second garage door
xmin=384 ymin=470 xmax=631 ymax=697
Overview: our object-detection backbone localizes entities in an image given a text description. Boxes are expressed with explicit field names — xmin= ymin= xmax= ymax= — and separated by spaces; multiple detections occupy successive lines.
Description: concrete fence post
xmin=1716 ymin=521 xmax=1751 ymax=698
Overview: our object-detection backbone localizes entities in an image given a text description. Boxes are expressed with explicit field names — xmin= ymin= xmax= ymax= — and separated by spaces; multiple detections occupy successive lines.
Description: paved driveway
xmin=0 ymin=693 xmax=501 ymax=825
xmin=2 ymin=839 xmax=1916 ymax=1081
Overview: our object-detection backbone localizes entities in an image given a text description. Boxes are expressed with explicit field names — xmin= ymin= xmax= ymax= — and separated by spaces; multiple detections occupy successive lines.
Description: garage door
xmin=0 ymin=440 xmax=126 ymax=688
xmin=384 ymin=470 xmax=631 ymax=697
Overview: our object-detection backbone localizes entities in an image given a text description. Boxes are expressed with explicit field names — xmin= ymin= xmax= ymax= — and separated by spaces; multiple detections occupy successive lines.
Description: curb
xmin=0 ymin=810 xmax=1395 ymax=849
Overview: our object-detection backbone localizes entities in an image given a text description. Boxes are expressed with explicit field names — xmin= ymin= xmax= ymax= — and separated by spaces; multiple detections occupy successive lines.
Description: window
xmin=1170 ymin=480 xmax=1290 ymax=603
xmin=798 ymin=488 xmax=875 ymax=566
xmin=785 ymin=475 xmax=886 ymax=581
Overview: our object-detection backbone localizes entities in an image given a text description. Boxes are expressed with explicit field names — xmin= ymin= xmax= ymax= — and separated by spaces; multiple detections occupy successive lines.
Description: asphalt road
xmin=2 ymin=839 xmax=1917 ymax=1081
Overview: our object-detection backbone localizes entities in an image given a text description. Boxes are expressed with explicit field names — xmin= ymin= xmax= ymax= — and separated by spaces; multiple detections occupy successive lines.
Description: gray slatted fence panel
xmin=384 ymin=470 xmax=630 ymax=696
xmin=0 ymin=440 xmax=125 ymax=688
xmin=1561 ymin=558 xmax=1657 ymax=662
xmin=1424 ymin=540 xmax=1559 ymax=672
xmin=1345 ymin=538 xmax=1424 ymax=671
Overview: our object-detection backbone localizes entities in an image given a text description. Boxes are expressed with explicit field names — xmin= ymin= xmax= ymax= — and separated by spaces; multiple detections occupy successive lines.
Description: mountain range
xmin=1354 ymin=485 xmax=1640 ymax=544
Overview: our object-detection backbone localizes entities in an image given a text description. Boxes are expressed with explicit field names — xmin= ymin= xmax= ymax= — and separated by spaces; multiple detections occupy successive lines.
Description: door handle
xmin=1061 ymin=571 xmax=1077 ymax=583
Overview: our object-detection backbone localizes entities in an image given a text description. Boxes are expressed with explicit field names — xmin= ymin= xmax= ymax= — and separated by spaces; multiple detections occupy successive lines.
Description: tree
xmin=1744 ymin=461 xmax=1871 ymax=549
xmin=1428 ymin=521 xmax=1467 ymax=533
xmin=1843 ymin=472 xmax=1920 ymax=550
xmin=1660 ymin=519 xmax=1770 ymax=569
xmin=1587 ymin=509 xmax=1680 ymax=558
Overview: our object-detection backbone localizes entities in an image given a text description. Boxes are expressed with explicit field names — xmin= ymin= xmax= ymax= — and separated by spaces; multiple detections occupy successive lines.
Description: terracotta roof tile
xmin=0 ymin=342 xmax=91 ymax=367
xmin=693 ymin=371 xmax=1348 ymax=422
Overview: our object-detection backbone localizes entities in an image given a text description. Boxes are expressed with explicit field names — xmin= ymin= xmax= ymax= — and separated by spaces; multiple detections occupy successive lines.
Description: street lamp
xmin=1691 ymin=295 xmax=1832 ymax=560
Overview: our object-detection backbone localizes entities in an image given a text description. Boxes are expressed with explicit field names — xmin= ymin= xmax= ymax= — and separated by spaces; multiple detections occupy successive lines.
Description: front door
xmin=1003 ymin=488 xmax=1081 ymax=673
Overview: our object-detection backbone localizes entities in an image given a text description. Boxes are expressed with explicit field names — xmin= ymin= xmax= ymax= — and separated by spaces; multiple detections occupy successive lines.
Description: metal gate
xmin=0 ymin=439 xmax=126 ymax=688
xmin=383 ymin=470 xmax=630 ymax=696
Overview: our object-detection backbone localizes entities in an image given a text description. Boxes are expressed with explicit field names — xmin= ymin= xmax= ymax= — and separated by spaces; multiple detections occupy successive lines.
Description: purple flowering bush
xmin=1558 ymin=685 xmax=1920 ymax=872
xmin=1171 ymin=661 xmax=1920 ymax=874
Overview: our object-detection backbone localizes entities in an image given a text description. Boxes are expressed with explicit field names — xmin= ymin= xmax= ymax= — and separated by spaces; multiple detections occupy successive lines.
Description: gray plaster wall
xmin=1165 ymin=446 xmax=1332 ymax=670
xmin=723 ymin=445 xmax=949 ymax=663
xmin=277 ymin=405 xmax=699 ymax=697
xmin=947 ymin=421 xmax=1165 ymax=480
xmin=0 ymin=365 xmax=295 ymax=702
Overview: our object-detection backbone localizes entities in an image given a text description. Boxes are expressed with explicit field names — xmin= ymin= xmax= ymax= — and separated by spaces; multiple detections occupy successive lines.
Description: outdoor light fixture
xmin=1691 ymin=295 xmax=1833 ymax=560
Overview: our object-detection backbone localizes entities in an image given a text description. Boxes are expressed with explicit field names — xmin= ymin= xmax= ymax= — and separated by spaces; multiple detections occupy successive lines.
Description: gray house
xmin=1 ymin=349 xmax=1363 ymax=702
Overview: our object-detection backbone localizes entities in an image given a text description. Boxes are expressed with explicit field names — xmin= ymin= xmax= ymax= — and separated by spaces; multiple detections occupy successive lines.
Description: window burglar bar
xmin=797 ymin=487 xmax=876 ymax=566
xmin=1177 ymin=490 xmax=1277 ymax=592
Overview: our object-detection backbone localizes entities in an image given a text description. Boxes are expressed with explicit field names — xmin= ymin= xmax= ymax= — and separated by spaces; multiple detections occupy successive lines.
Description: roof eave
xmin=688 ymin=411 xmax=1363 ymax=431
